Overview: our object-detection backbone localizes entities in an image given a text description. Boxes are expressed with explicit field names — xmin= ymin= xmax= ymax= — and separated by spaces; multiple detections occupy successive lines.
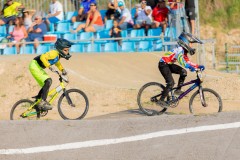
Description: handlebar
xmin=51 ymin=69 xmax=69 ymax=83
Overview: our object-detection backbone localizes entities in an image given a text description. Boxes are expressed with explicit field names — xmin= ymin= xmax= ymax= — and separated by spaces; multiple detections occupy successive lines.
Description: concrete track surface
xmin=0 ymin=111 xmax=240 ymax=160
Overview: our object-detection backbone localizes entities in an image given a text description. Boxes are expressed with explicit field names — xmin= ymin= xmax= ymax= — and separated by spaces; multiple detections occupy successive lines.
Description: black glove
xmin=62 ymin=69 xmax=67 ymax=75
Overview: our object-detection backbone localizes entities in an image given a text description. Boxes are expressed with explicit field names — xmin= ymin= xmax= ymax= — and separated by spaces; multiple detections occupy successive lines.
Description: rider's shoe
xmin=37 ymin=100 xmax=53 ymax=110
xmin=157 ymin=100 xmax=169 ymax=108
xmin=174 ymin=89 xmax=184 ymax=95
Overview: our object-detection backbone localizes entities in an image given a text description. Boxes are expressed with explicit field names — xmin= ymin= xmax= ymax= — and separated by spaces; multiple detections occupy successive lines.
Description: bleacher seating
xmin=20 ymin=45 xmax=34 ymax=54
xmin=105 ymin=20 xmax=113 ymax=30
xmin=63 ymin=33 xmax=77 ymax=41
xmin=138 ymin=41 xmax=153 ymax=52
xmin=79 ymin=32 xmax=94 ymax=44
xmin=104 ymin=42 xmax=118 ymax=52
xmin=95 ymin=29 xmax=110 ymax=44
xmin=121 ymin=41 xmax=135 ymax=52
xmin=36 ymin=45 xmax=50 ymax=54
xmin=129 ymin=29 xmax=145 ymax=42
xmin=70 ymin=44 xmax=83 ymax=53
xmin=55 ymin=22 xmax=71 ymax=34
xmin=0 ymin=25 xmax=7 ymax=36
xmin=86 ymin=43 xmax=101 ymax=53
xmin=3 ymin=46 xmax=16 ymax=55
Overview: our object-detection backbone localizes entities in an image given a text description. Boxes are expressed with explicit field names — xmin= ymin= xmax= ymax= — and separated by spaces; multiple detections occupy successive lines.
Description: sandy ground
xmin=0 ymin=53 xmax=239 ymax=120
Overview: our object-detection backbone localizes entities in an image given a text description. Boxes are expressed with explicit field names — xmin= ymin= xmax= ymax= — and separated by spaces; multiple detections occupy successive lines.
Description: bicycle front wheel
xmin=189 ymin=88 xmax=222 ymax=115
xmin=137 ymin=82 xmax=167 ymax=116
xmin=10 ymin=99 xmax=40 ymax=120
xmin=58 ymin=89 xmax=89 ymax=120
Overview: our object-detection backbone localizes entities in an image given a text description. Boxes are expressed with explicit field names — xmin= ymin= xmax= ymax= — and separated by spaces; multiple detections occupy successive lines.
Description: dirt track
xmin=0 ymin=53 xmax=239 ymax=120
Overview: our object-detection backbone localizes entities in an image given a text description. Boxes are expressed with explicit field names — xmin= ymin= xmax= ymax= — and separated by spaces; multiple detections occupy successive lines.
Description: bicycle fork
xmin=63 ymin=89 xmax=75 ymax=107
xmin=199 ymin=87 xmax=207 ymax=107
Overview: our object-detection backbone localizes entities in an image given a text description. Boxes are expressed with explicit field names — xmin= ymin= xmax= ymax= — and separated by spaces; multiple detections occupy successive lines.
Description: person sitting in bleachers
xmin=25 ymin=15 xmax=47 ymax=52
xmin=22 ymin=9 xmax=36 ymax=30
xmin=71 ymin=0 xmax=96 ymax=23
xmin=71 ymin=2 xmax=104 ymax=33
xmin=45 ymin=0 xmax=63 ymax=25
xmin=133 ymin=0 xmax=152 ymax=35
xmin=0 ymin=0 xmax=25 ymax=26
xmin=151 ymin=0 xmax=169 ymax=35
xmin=118 ymin=1 xmax=133 ymax=30
xmin=6 ymin=17 xmax=28 ymax=54
xmin=109 ymin=19 xmax=122 ymax=46
xmin=104 ymin=0 xmax=126 ymax=23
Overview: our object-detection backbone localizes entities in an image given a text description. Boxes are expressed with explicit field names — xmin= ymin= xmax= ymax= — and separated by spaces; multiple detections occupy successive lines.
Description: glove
xmin=62 ymin=69 xmax=67 ymax=75
xmin=49 ymin=66 xmax=56 ymax=72
xmin=198 ymin=65 xmax=205 ymax=71
xmin=188 ymin=65 xmax=196 ymax=72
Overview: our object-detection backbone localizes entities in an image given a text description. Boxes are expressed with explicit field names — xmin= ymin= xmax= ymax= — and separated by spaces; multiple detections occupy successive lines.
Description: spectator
xmin=109 ymin=19 xmax=122 ymax=46
xmin=139 ymin=0 xmax=158 ymax=9
xmin=7 ymin=17 xmax=28 ymax=54
xmin=71 ymin=0 xmax=96 ymax=23
xmin=168 ymin=0 xmax=183 ymax=13
xmin=23 ymin=9 xmax=36 ymax=30
xmin=184 ymin=0 xmax=195 ymax=35
xmin=151 ymin=0 xmax=169 ymax=34
xmin=45 ymin=0 xmax=64 ymax=24
xmin=72 ymin=2 xmax=104 ymax=33
xmin=105 ymin=0 xmax=126 ymax=23
xmin=0 ymin=0 xmax=24 ymax=26
xmin=133 ymin=0 xmax=152 ymax=35
xmin=118 ymin=1 xmax=133 ymax=30
xmin=25 ymin=15 xmax=47 ymax=52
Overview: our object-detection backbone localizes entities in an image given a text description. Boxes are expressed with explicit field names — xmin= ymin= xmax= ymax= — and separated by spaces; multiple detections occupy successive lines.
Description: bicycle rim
xmin=10 ymin=99 xmax=40 ymax=120
xmin=189 ymin=88 xmax=223 ymax=115
xmin=137 ymin=82 xmax=167 ymax=116
xmin=58 ymin=89 xmax=89 ymax=120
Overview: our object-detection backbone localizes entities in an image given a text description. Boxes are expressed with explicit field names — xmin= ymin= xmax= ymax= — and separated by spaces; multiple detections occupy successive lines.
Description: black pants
xmin=158 ymin=62 xmax=187 ymax=100
xmin=36 ymin=78 xmax=52 ymax=101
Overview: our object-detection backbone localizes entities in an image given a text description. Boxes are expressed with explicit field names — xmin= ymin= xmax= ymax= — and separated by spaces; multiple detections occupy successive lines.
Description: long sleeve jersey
xmin=160 ymin=46 xmax=198 ymax=69
xmin=34 ymin=50 xmax=64 ymax=71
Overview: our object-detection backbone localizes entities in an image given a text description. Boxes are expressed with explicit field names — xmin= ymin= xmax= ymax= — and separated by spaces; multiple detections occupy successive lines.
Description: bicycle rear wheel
xmin=10 ymin=99 xmax=40 ymax=120
xmin=58 ymin=89 xmax=89 ymax=120
xmin=137 ymin=82 xmax=167 ymax=116
xmin=189 ymin=88 xmax=222 ymax=115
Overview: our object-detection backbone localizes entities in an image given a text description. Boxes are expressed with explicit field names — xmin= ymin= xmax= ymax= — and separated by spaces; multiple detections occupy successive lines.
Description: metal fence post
xmin=225 ymin=43 xmax=229 ymax=73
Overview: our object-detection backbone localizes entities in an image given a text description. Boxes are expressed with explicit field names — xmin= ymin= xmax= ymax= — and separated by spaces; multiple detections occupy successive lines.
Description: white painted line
xmin=0 ymin=122 xmax=239 ymax=155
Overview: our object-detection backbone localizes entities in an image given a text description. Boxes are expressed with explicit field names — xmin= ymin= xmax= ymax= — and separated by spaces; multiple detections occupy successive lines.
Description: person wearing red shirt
xmin=151 ymin=0 xmax=169 ymax=34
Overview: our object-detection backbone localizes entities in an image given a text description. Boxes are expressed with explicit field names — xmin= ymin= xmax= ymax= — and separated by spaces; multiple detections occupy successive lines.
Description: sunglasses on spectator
xmin=34 ymin=18 xmax=39 ymax=20
xmin=90 ymin=5 xmax=95 ymax=6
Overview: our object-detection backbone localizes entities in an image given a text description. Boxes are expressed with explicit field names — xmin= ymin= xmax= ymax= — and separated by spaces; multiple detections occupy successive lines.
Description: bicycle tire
xmin=189 ymin=88 xmax=222 ymax=115
xmin=58 ymin=89 xmax=89 ymax=120
xmin=137 ymin=82 xmax=167 ymax=116
xmin=10 ymin=99 xmax=40 ymax=120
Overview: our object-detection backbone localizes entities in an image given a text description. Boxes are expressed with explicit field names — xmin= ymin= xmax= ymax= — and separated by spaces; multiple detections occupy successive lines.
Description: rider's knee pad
xmin=180 ymin=69 xmax=187 ymax=77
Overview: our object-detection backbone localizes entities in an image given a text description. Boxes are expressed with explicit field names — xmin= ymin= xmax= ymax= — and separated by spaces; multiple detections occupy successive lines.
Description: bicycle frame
xmin=171 ymin=70 xmax=203 ymax=101
xmin=21 ymin=71 xmax=68 ymax=118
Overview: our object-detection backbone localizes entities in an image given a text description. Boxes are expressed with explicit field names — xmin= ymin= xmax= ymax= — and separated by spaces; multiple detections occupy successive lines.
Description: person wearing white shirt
xmin=133 ymin=0 xmax=152 ymax=34
xmin=46 ymin=0 xmax=64 ymax=24
xmin=118 ymin=1 xmax=133 ymax=30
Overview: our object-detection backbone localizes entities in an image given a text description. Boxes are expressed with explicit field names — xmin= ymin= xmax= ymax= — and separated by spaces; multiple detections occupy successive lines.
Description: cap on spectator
xmin=118 ymin=1 xmax=124 ymax=7
xmin=141 ymin=0 xmax=147 ymax=4
xmin=158 ymin=0 xmax=165 ymax=2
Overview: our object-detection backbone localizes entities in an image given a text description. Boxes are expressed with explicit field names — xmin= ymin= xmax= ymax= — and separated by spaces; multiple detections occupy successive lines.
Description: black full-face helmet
xmin=177 ymin=32 xmax=203 ymax=55
xmin=55 ymin=38 xmax=74 ymax=60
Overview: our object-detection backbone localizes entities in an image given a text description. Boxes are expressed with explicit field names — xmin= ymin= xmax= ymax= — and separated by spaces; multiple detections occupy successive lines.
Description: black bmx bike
xmin=137 ymin=69 xmax=223 ymax=116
